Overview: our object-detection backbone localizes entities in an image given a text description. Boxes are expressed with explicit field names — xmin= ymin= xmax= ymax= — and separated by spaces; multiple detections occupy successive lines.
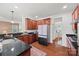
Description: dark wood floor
xmin=31 ymin=42 xmax=76 ymax=56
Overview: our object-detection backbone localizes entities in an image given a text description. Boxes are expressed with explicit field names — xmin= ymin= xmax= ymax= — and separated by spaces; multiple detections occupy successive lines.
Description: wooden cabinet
xmin=19 ymin=49 xmax=30 ymax=56
xmin=32 ymin=20 xmax=37 ymax=29
xmin=26 ymin=19 xmax=33 ymax=30
xmin=23 ymin=35 xmax=29 ymax=44
xmin=17 ymin=34 xmax=37 ymax=44
xmin=67 ymin=38 xmax=76 ymax=55
xmin=26 ymin=18 xmax=50 ymax=30
xmin=17 ymin=35 xmax=29 ymax=44
xmin=37 ymin=18 xmax=50 ymax=25
xmin=25 ymin=18 xmax=37 ymax=30
xmin=44 ymin=18 xmax=50 ymax=25
xmin=32 ymin=34 xmax=38 ymax=42
xmin=72 ymin=5 xmax=79 ymax=33
xmin=37 ymin=20 xmax=41 ymax=25
xmin=72 ymin=5 xmax=79 ymax=20
xmin=28 ymin=34 xmax=37 ymax=44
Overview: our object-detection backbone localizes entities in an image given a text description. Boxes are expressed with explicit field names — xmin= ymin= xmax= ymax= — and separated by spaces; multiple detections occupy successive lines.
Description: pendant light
xmin=10 ymin=10 xmax=14 ymax=23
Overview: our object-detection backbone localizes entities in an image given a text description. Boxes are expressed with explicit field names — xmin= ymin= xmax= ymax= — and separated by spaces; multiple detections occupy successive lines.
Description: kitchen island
xmin=0 ymin=38 xmax=31 ymax=56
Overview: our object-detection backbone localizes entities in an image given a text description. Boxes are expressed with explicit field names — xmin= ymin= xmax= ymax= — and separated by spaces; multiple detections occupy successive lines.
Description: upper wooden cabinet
xmin=25 ymin=18 xmax=37 ymax=30
xmin=44 ymin=18 xmax=50 ymax=25
xmin=72 ymin=5 xmax=79 ymax=33
xmin=72 ymin=5 xmax=79 ymax=20
xmin=37 ymin=18 xmax=51 ymax=25
xmin=25 ymin=18 xmax=50 ymax=30
xmin=32 ymin=20 xmax=37 ymax=29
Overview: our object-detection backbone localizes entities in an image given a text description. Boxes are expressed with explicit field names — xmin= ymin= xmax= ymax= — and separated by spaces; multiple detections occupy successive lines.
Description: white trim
xmin=24 ymin=16 xmax=52 ymax=20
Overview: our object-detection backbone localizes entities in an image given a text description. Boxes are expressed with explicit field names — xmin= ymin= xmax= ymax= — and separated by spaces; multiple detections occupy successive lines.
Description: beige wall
xmin=0 ymin=21 xmax=12 ymax=34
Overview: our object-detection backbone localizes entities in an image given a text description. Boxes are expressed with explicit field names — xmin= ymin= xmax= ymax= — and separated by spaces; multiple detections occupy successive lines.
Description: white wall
xmin=51 ymin=12 xmax=74 ymax=47
xmin=19 ymin=16 xmax=26 ymax=32
xmin=0 ymin=16 xmax=21 ymax=33
xmin=0 ymin=16 xmax=19 ymax=23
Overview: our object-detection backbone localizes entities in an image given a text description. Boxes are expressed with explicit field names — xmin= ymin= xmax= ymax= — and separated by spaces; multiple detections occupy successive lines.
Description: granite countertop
xmin=19 ymin=32 xmax=37 ymax=36
xmin=0 ymin=38 xmax=31 ymax=56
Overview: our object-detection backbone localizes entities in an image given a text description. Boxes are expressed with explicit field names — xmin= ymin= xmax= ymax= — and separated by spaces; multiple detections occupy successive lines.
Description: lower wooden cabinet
xmin=68 ymin=48 xmax=76 ymax=56
xmin=72 ymin=5 xmax=79 ymax=20
xmin=17 ymin=34 xmax=37 ymax=44
xmin=19 ymin=49 xmax=30 ymax=56
xmin=17 ymin=35 xmax=29 ymax=44
xmin=28 ymin=34 xmax=37 ymax=44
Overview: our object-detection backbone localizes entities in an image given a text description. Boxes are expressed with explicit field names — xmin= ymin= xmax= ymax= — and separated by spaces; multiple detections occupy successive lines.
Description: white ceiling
xmin=0 ymin=3 xmax=78 ymax=21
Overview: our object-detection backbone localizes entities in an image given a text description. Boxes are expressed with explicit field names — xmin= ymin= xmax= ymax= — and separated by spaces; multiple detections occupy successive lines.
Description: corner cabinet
xmin=17 ymin=34 xmax=37 ymax=44
xmin=72 ymin=5 xmax=79 ymax=33
xmin=25 ymin=18 xmax=37 ymax=30
xmin=37 ymin=18 xmax=50 ymax=25
xmin=72 ymin=5 xmax=79 ymax=20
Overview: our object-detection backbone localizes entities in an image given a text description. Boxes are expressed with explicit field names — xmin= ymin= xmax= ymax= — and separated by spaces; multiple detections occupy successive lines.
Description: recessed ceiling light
xmin=14 ymin=6 xmax=18 ymax=9
xmin=35 ymin=16 xmax=38 ymax=18
xmin=63 ymin=5 xmax=67 ymax=9
xmin=11 ymin=21 xmax=14 ymax=23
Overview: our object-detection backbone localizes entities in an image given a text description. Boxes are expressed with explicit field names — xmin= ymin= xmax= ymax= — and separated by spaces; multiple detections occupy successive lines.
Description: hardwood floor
xmin=31 ymin=42 xmax=69 ymax=56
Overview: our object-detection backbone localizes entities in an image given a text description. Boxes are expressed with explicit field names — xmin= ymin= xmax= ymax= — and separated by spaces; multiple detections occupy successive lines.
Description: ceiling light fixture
xmin=11 ymin=21 xmax=14 ymax=23
xmin=35 ymin=16 xmax=38 ymax=19
xmin=35 ymin=16 xmax=38 ymax=18
xmin=10 ymin=10 xmax=15 ymax=23
xmin=14 ymin=6 xmax=18 ymax=9
xmin=63 ymin=5 xmax=67 ymax=9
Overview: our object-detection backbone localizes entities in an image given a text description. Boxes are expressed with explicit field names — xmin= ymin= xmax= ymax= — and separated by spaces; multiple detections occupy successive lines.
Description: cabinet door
xmin=30 ymin=20 xmax=33 ymax=29
xmin=27 ymin=19 xmax=30 ymax=30
xmin=73 ymin=6 xmax=79 ymax=20
xmin=23 ymin=36 xmax=29 ymax=44
xmin=32 ymin=20 xmax=35 ymax=29
xmin=45 ymin=19 xmax=50 ymax=25
xmin=32 ymin=34 xmax=37 ymax=42
xmin=26 ymin=19 xmax=32 ymax=30
xmin=18 ymin=36 xmax=24 ymax=42
xmin=35 ymin=21 xmax=37 ymax=29
xmin=29 ymin=35 xmax=33 ymax=44
xmin=72 ymin=5 xmax=79 ymax=32
xmin=37 ymin=18 xmax=50 ymax=25
xmin=74 ymin=8 xmax=78 ymax=20
xmin=28 ymin=34 xmax=37 ymax=44
xmin=38 ymin=20 xmax=42 ymax=25
xmin=20 ymin=49 xmax=30 ymax=56
xmin=18 ymin=35 xmax=29 ymax=44
xmin=72 ymin=13 xmax=75 ymax=20
xmin=34 ymin=21 xmax=38 ymax=29
xmin=26 ymin=19 xmax=37 ymax=30
xmin=37 ymin=20 xmax=40 ymax=25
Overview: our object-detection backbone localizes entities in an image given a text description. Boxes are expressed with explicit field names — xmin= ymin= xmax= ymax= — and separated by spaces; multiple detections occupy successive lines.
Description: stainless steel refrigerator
xmin=38 ymin=25 xmax=50 ymax=43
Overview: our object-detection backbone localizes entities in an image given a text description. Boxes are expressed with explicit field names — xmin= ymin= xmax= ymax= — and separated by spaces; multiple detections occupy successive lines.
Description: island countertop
xmin=0 ymin=38 xmax=31 ymax=56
